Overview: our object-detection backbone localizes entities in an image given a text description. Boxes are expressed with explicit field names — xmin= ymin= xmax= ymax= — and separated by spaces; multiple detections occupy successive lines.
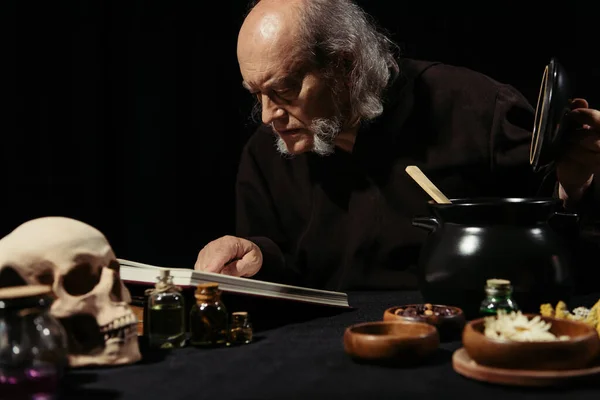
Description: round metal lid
xmin=530 ymin=57 xmax=573 ymax=172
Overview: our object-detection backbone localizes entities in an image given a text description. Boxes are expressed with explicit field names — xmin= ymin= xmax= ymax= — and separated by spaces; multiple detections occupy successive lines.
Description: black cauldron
xmin=412 ymin=197 xmax=577 ymax=319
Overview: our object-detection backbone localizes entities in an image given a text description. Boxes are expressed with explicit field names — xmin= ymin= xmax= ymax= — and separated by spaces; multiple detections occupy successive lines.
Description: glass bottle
xmin=229 ymin=311 xmax=253 ymax=345
xmin=146 ymin=269 xmax=186 ymax=349
xmin=189 ymin=283 xmax=228 ymax=347
xmin=0 ymin=285 xmax=68 ymax=400
xmin=479 ymin=278 xmax=519 ymax=316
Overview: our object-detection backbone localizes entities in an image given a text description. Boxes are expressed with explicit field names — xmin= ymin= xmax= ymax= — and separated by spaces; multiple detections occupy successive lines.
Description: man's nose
xmin=261 ymin=95 xmax=286 ymax=125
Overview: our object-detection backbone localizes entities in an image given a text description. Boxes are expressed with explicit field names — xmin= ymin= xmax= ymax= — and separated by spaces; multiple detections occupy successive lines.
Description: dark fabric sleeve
xmin=234 ymin=140 xmax=304 ymax=286
xmin=488 ymin=83 xmax=553 ymax=197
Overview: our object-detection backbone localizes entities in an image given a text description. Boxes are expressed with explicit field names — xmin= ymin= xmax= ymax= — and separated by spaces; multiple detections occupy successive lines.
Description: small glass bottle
xmin=146 ymin=269 xmax=186 ymax=349
xmin=479 ymin=278 xmax=519 ymax=316
xmin=229 ymin=311 xmax=253 ymax=345
xmin=189 ymin=283 xmax=228 ymax=347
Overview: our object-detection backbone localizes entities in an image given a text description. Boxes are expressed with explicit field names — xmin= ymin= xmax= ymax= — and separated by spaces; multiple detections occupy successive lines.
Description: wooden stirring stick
xmin=405 ymin=165 xmax=452 ymax=204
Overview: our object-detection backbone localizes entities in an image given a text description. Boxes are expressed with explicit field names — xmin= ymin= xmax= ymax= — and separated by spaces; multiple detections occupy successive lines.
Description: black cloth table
xmin=61 ymin=291 xmax=600 ymax=400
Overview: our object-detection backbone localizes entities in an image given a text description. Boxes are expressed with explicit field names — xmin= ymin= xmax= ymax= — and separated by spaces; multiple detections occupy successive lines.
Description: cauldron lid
xmin=530 ymin=57 xmax=573 ymax=173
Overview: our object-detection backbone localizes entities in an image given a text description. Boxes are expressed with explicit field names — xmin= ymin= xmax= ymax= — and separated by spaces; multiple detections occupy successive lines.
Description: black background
xmin=5 ymin=1 xmax=598 ymax=269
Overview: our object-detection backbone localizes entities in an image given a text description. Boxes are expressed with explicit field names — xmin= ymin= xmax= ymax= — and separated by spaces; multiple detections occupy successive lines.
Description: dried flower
xmin=484 ymin=310 xmax=569 ymax=342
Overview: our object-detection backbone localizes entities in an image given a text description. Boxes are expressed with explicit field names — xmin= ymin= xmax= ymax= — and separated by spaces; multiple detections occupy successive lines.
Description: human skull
xmin=0 ymin=216 xmax=141 ymax=367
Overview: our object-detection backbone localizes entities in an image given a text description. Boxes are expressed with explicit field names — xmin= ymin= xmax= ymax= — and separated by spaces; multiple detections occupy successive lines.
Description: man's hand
xmin=556 ymin=98 xmax=600 ymax=203
xmin=194 ymin=235 xmax=263 ymax=277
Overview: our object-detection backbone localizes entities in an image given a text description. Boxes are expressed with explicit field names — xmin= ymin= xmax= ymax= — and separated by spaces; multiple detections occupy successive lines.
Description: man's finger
xmin=221 ymin=260 xmax=245 ymax=277
xmin=570 ymin=109 xmax=600 ymax=128
xmin=570 ymin=98 xmax=589 ymax=110
xmin=232 ymin=237 xmax=257 ymax=259
xmin=561 ymin=146 xmax=600 ymax=171
xmin=564 ymin=129 xmax=600 ymax=151
xmin=221 ymin=247 xmax=261 ymax=277
xmin=196 ymin=249 xmax=236 ymax=273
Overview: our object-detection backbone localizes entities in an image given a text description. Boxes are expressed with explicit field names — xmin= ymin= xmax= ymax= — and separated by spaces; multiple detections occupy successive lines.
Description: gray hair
xmin=247 ymin=0 xmax=400 ymax=125
xmin=298 ymin=0 xmax=399 ymax=123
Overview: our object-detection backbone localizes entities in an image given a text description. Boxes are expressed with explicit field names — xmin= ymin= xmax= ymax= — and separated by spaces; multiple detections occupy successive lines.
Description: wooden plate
xmin=452 ymin=348 xmax=600 ymax=387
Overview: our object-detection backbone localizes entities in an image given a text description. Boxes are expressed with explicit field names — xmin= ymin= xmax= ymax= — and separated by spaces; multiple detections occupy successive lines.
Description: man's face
xmin=237 ymin=18 xmax=343 ymax=156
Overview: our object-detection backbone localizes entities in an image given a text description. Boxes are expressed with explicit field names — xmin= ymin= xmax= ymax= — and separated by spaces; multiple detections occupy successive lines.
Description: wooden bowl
xmin=384 ymin=304 xmax=465 ymax=341
xmin=463 ymin=315 xmax=600 ymax=371
xmin=343 ymin=320 xmax=439 ymax=366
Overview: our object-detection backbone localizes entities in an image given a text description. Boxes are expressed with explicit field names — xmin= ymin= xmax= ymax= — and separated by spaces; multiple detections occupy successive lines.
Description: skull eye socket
xmin=63 ymin=262 xmax=100 ymax=296
xmin=0 ymin=266 xmax=27 ymax=288
xmin=108 ymin=260 xmax=124 ymax=302
xmin=37 ymin=269 xmax=54 ymax=286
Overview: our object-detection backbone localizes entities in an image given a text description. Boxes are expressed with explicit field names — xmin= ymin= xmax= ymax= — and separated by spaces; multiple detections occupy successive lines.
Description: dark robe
xmin=234 ymin=59 xmax=600 ymax=293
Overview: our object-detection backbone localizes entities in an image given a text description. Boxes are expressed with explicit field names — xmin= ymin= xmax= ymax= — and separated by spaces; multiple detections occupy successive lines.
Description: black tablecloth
xmin=60 ymin=291 xmax=600 ymax=400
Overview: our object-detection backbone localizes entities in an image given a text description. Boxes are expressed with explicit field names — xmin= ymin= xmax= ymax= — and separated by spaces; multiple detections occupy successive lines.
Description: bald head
xmin=237 ymin=0 xmax=303 ymax=63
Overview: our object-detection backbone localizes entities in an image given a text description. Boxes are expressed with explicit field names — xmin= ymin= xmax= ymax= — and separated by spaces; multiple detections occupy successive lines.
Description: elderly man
xmin=195 ymin=0 xmax=600 ymax=292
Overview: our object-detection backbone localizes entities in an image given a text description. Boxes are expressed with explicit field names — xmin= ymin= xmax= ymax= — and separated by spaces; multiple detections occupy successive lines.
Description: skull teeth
xmin=103 ymin=324 xmax=138 ymax=342
xmin=100 ymin=314 xmax=137 ymax=333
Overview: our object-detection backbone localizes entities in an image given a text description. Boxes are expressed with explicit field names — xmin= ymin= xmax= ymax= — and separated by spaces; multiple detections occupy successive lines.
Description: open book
xmin=118 ymin=258 xmax=350 ymax=308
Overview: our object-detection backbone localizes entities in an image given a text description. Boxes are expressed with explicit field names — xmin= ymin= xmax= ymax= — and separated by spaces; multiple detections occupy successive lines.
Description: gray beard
xmin=274 ymin=117 xmax=342 ymax=157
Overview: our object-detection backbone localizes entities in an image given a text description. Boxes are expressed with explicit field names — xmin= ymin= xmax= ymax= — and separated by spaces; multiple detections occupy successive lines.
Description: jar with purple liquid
xmin=0 ymin=285 xmax=68 ymax=400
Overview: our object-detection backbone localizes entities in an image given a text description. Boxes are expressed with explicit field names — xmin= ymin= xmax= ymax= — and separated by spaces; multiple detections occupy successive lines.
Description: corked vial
xmin=146 ymin=269 xmax=186 ymax=349
xmin=229 ymin=311 xmax=253 ymax=345
xmin=479 ymin=278 xmax=520 ymax=316
xmin=189 ymin=282 xmax=229 ymax=347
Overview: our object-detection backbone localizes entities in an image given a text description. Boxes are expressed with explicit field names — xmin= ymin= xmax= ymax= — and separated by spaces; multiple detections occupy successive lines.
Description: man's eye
xmin=273 ymin=89 xmax=296 ymax=101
